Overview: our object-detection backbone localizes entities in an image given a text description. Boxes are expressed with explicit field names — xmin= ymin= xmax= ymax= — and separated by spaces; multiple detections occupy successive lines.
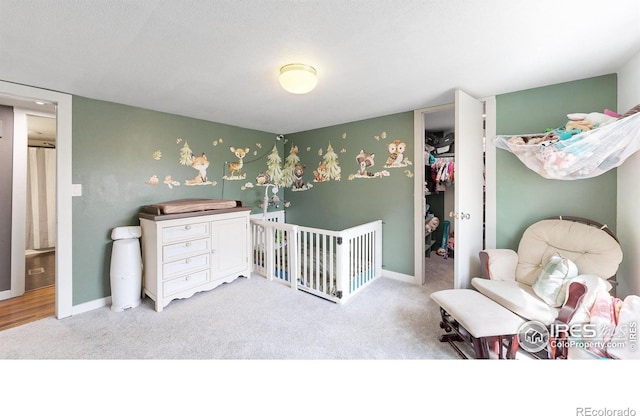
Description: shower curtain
xmin=26 ymin=147 xmax=56 ymax=250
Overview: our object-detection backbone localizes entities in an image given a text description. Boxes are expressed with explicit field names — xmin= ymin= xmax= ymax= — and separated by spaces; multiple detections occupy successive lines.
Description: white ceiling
xmin=1 ymin=1 xmax=639 ymax=134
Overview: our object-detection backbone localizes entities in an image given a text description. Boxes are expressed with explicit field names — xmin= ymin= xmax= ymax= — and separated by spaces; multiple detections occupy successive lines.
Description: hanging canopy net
xmin=494 ymin=110 xmax=640 ymax=180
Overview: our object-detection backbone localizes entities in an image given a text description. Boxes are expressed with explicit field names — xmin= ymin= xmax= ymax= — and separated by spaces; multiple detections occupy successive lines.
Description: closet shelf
xmin=494 ymin=112 xmax=640 ymax=180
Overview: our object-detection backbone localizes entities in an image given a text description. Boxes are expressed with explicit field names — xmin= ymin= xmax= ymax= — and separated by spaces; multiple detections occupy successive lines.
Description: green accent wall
xmin=284 ymin=112 xmax=415 ymax=275
xmin=72 ymin=96 xmax=281 ymax=304
xmin=496 ymin=74 xmax=617 ymax=249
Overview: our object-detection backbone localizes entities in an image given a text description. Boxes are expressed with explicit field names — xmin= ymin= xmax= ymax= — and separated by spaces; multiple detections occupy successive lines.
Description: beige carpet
xmin=0 ymin=273 xmax=460 ymax=360
xmin=424 ymin=252 xmax=454 ymax=283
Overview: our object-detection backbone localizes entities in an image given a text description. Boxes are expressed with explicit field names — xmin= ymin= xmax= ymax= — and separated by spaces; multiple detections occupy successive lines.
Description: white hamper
xmin=110 ymin=226 xmax=143 ymax=312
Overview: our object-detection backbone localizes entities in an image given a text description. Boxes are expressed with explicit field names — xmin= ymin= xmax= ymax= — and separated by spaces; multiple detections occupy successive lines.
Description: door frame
xmin=413 ymin=103 xmax=454 ymax=285
xmin=0 ymin=80 xmax=73 ymax=319
xmin=11 ymin=108 xmax=58 ymax=298
xmin=413 ymin=96 xmax=496 ymax=285
xmin=484 ymin=96 xmax=497 ymax=251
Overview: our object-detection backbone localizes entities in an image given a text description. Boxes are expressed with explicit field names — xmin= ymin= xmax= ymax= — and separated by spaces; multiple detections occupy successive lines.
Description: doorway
xmin=25 ymin=115 xmax=57 ymax=292
xmin=423 ymin=106 xmax=455 ymax=286
xmin=413 ymin=92 xmax=497 ymax=289
xmin=0 ymin=80 xmax=73 ymax=325
xmin=0 ymin=108 xmax=57 ymax=330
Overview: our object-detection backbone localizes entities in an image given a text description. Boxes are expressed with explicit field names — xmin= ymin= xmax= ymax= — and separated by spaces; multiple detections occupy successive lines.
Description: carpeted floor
xmin=1 ymin=257 xmax=620 ymax=416
xmin=0 ymin=271 xmax=460 ymax=360
xmin=1 ymin=262 xmax=613 ymax=415
xmin=424 ymin=252 xmax=454 ymax=284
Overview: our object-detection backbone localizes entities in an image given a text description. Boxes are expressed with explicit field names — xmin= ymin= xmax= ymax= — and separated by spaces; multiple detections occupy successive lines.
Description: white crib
xmin=250 ymin=211 xmax=383 ymax=304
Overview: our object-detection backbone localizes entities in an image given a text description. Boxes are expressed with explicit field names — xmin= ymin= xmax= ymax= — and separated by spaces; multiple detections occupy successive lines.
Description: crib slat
xmin=312 ymin=233 xmax=320 ymax=290
xmin=322 ymin=233 xmax=326 ymax=293
xmin=357 ymin=235 xmax=362 ymax=289
xmin=329 ymin=235 xmax=335 ymax=295
xmin=367 ymin=230 xmax=372 ymax=281
xmin=356 ymin=236 xmax=361 ymax=290
xmin=302 ymin=230 xmax=308 ymax=287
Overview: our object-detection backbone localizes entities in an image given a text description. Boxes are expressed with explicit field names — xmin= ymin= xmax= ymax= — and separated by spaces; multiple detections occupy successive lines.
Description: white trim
xmin=616 ymin=50 xmax=640 ymax=298
xmin=0 ymin=81 xmax=73 ymax=319
xmin=413 ymin=109 xmax=423 ymax=285
xmin=381 ymin=269 xmax=414 ymax=284
xmin=482 ymin=96 xmax=497 ymax=249
xmin=56 ymin=93 xmax=73 ymax=319
xmin=10 ymin=108 xmax=58 ymax=299
xmin=70 ymin=296 xmax=111 ymax=317
xmin=11 ymin=109 xmax=28 ymax=298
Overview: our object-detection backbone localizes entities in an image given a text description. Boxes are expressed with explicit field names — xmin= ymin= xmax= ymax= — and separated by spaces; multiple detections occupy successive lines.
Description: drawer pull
xmin=185 ymin=258 xmax=191 ymax=264
xmin=185 ymin=241 xmax=192 ymax=247
xmin=185 ymin=275 xmax=191 ymax=281
xmin=185 ymin=225 xmax=191 ymax=230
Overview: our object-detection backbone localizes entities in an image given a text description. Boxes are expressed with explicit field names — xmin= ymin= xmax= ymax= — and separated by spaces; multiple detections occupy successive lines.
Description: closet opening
xmin=423 ymin=107 xmax=455 ymax=285
xmin=414 ymin=94 xmax=495 ymax=289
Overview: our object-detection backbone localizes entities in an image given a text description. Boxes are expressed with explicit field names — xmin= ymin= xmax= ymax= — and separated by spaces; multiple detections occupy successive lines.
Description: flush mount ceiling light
xmin=279 ymin=63 xmax=318 ymax=94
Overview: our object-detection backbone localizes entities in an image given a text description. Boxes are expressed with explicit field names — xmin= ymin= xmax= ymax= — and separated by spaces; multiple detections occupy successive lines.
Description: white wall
xmin=616 ymin=50 xmax=640 ymax=298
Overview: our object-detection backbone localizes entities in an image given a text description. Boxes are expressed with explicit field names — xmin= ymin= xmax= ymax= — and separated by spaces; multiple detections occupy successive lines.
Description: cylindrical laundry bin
xmin=110 ymin=226 xmax=143 ymax=312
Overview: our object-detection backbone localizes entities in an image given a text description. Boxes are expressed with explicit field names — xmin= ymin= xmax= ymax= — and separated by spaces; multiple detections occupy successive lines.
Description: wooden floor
xmin=0 ymin=286 xmax=55 ymax=331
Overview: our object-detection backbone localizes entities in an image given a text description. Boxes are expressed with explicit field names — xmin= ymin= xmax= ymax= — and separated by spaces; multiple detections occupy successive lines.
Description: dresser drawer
xmin=162 ymin=253 xmax=210 ymax=278
xmin=163 ymin=269 xmax=210 ymax=296
xmin=163 ymin=238 xmax=210 ymax=262
xmin=162 ymin=222 xmax=209 ymax=243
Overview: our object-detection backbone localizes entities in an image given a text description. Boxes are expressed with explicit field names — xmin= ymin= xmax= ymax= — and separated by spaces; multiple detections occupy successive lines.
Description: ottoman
xmin=430 ymin=289 xmax=526 ymax=359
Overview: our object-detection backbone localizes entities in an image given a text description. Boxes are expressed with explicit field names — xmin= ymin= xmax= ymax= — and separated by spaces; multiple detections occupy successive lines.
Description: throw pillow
xmin=532 ymin=254 xmax=579 ymax=307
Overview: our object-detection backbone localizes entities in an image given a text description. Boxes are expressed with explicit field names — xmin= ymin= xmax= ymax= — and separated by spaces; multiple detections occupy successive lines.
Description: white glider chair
xmin=432 ymin=216 xmax=623 ymax=359
xmin=472 ymin=216 xmax=623 ymax=358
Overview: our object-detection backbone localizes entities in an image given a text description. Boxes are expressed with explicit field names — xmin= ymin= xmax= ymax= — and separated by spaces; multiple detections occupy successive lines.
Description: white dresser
xmin=139 ymin=207 xmax=251 ymax=312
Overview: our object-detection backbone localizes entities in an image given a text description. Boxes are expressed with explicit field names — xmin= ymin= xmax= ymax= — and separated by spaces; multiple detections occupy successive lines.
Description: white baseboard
xmin=57 ymin=270 xmax=417 ymax=319
xmin=64 ymin=296 xmax=111 ymax=318
xmin=382 ymin=269 xmax=418 ymax=285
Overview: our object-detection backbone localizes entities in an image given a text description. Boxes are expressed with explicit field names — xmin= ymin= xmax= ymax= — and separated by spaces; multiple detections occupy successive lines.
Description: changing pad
xmin=143 ymin=198 xmax=240 ymax=215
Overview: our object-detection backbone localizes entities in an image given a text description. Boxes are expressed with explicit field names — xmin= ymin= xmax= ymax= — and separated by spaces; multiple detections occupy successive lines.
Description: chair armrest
xmin=557 ymin=281 xmax=588 ymax=324
xmin=478 ymin=249 xmax=518 ymax=281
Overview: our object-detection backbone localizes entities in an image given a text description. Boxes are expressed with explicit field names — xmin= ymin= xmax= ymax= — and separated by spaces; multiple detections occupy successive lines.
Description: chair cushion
xmin=515 ymin=219 xmax=623 ymax=287
xmin=430 ymin=289 xmax=525 ymax=338
xmin=471 ymin=277 xmax=558 ymax=325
